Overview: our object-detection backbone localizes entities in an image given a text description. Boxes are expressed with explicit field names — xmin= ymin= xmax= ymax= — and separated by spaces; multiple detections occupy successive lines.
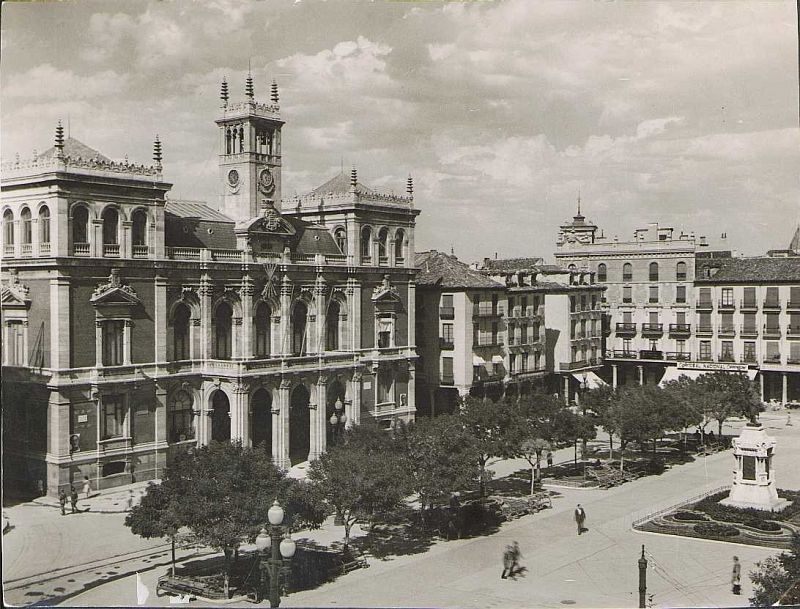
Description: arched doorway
xmin=251 ymin=388 xmax=272 ymax=452
xmin=291 ymin=301 xmax=308 ymax=356
xmin=210 ymin=390 xmax=231 ymax=442
xmin=289 ymin=385 xmax=310 ymax=464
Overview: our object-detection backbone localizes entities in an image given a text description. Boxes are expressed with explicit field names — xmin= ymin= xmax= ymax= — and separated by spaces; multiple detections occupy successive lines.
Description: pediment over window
xmin=1 ymin=280 xmax=30 ymax=310
xmin=91 ymin=269 xmax=140 ymax=307
xmin=371 ymin=274 xmax=401 ymax=304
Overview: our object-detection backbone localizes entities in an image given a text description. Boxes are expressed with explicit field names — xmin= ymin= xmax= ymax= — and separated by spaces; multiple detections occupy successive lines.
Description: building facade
xmin=1 ymin=78 xmax=419 ymax=496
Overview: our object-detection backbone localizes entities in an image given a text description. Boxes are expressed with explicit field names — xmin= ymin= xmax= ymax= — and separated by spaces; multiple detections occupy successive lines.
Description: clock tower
xmin=216 ymin=74 xmax=283 ymax=223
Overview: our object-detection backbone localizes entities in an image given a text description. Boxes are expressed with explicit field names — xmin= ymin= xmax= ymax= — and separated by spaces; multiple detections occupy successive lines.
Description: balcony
xmin=787 ymin=325 xmax=800 ymax=338
xmin=439 ymin=306 xmax=455 ymax=320
xmin=639 ymin=350 xmax=664 ymax=360
xmin=641 ymin=323 xmax=664 ymax=336
xmin=666 ymin=352 xmax=692 ymax=361
xmin=474 ymin=307 xmax=504 ymax=318
xmin=763 ymin=301 xmax=781 ymax=311
xmin=696 ymin=325 xmax=714 ymax=335
xmin=439 ymin=337 xmax=454 ymax=350
xmin=132 ymin=245 xmax=149 ymax=258
xmin=669 ymin=323 xmax=691 ymax=337
xmin=615 ymin=322 xmax=637 ymax=336
xmin=788 ymin=301 xmax=800 ymax=311
xmin=740 ymin=325 xmax=758 ymax=338
xmin=695 ymin=300 xmax=713 ymax=310
xmin=20 ymin=243 xmax=32 ymax=257
xmin=718 ymin=354 xmax=736 ymax=363
xmin=40 ymin=242 xmax=50 ymax=255
xmin=718 ymin=300 xmax=736 ymax=310
xmin=475 ymin=338 xmax=503 ymax=348
xmin=788 ymin=357 xmax=800 ymax=365
xmin=395 ymin=257 xmax=405 ymax=266
xmin=697 ymin=355 xmax=714 ymax=362
xmin=763 ymin=325 xmax=782 ymax=338
xmin=73 ymin=243 xmax=90 ymax=256
xmin=610 ymin=350 xmax=637 ymax=360
xmin=763 ymin=355 xmax=782 ymax=364
xmin=718 ymin=325 xmax=736 ymax=337
xmin=103 ymin=243 xmax=120 ymax=257
xmin=741 ymin=354 xmax=757 ymax=364
xmin=740 ymin=300 xmax=758 ymax=311
xmin=560 ymin=360 xmax=594 ymax=371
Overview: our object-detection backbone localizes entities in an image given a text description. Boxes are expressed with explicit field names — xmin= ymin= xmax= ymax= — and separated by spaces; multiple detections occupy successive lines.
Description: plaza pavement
xmin=53 ymin=411 xmax=798 ymax=608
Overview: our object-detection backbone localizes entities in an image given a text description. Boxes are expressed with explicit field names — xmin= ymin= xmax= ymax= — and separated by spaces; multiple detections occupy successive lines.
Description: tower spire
xmin=153 ymin=135 xmax=163 ymax=168
xmin=54 ymin=120 xmax=65 ymax=156
xmin=220 ymin=77 xmax=229 ymax=106
xmin=577 ymin=189 xmax=581 ymax=216
xmin=270 ymin=79 xmax=279 ymax=105
xmin=350 ymin=165 xmax=358 ymax=191
xmin=246 ymin=61 xmax=254 ymax=99
xmin=406 ymin=174 xmax=413 ymax=197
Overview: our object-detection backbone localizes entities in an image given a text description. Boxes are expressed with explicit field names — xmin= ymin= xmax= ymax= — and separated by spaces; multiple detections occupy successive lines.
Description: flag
xmin=136 ymin=572 xmax=150 ymax=605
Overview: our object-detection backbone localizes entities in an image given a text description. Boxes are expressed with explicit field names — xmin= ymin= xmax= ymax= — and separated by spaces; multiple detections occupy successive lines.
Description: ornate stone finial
xmin=350 ymin=165 xmax=358 ymax=189
xmin=271 ymin=79 xmax=279 ymax=104
xmin=55 ymin=120 xmax=65 ymax=153
xmin=576 ymin=189 xmax=583 ymax=218
xmin=220 ymin=77 xmax=229 ymax=106
xmin=153 ymin=135 xmax=163 ymax=167
xmin=246 ymin=63 xmax=254 ymax=99
xmin=406 ymin=174 xmax=413 ymax=196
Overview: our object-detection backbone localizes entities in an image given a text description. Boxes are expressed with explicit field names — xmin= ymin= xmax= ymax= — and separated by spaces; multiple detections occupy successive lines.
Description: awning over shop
xmin=658 ymin=366 xmax=757 ymax=387
xmin=473 ymin=355 xmax=486 ymax=366
xmin=571 ymin=371 xmax=607 ymax=389
xmin=491 ymin=355 xmax=504 ymax=364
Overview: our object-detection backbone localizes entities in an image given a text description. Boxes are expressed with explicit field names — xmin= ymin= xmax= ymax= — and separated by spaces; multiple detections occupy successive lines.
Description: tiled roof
xmin=166 ymin=200 xmax=233 ymax=223
xmin=39 ymin=137 xmax=111 ymax=162
xmin=416 ymin=251 xmax=503 ymax=289
xmin=480 ymin=257 xmax=546 ymax=272
xmin=696 ymin=256 xmax=800 ymax=283
xmin=309 ymin=172 xmax=374 ymax=196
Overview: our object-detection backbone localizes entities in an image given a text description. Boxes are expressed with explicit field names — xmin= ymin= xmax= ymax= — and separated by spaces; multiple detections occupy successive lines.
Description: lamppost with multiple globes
xmin=255 ymin=500 xmax=296 ymax=608
xmin=328 ymin=397 xmax=348 ymax=446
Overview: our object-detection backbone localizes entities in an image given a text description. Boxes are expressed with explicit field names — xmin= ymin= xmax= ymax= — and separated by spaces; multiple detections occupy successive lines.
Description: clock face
xmin=258 ymin=168 xmax=275 ymax=194
xmin=227 ymin=169 xmax=240 ymax=188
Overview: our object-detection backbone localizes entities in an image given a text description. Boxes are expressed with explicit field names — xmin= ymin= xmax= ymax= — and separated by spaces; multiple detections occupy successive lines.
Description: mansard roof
xmin=415 ymin=250 xmax=503 ymax=289
xmin=39 ymin=137 xmax=111 ymax=162
xmin=696 ymin=256 xmax=800 ymax=283
xmin=309 ymin=171 xmax=374 ymax=196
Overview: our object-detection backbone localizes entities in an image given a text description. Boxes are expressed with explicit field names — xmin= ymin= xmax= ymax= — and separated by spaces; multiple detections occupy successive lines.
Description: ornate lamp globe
xmin=255 ymin=527 xmax=270 ymax=551
xmin=268 ymin=500 xmax=284 ymax=526
xmin=280 ymin=536 xmax=297 ymax=559
xmin=330 ymin=413 xmax=339 ymax=426
xmin=334 ymin=397 xmax=343 ymax=412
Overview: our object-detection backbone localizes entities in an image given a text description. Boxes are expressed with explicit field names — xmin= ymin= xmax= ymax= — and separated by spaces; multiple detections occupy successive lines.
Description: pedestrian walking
xmin=69 ymin=486 xmax=78 ymax=514
xmin=574 ymin=503 xmax=586 ymax=535
xmin=82 ymin=476 xmax=92 ymax=500
xmin=501 ymin=545 xmax=514 ymax=579
xmin=509 ymin=541 xmax=522 ymax=577
xmin=546 ymin=451 xmax=554 ymax=469
xmin=58 ymin=489 xmax=67 ymax=516
xmin=126 ymin=489 xmax=135 ymax=511
xmin=732 ymin=556 xmax=741 ymax=595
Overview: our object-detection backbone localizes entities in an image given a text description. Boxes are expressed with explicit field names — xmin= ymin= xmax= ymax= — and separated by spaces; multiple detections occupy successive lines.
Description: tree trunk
xmin=223 ymin=548 xmax=232 ymax=598
xmin=344 ymin=515 xmax=353 ymax=549
xmin=608 ymin=432 xmax=614 ymax=460
xmin=619 ymin=443 xmax=626 ymax=472
xmin=171 ymin=536 xmax=176 ymax=577
xmin=479 ymin=459 xmax=486 ymax=498
xmin=718 ymin=419 xmax=723 ymax=436
xmin=573 ymin=440 xmax=578 ymax=465
xmin=653 ymin=437 xmax=658 ymax=456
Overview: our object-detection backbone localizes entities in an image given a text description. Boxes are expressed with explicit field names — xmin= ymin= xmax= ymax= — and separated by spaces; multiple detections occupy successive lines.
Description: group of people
xmin=56 ymin=476 xmax=92 ymax=515
xmin=501 ymin=541 xmax=523 ymax=579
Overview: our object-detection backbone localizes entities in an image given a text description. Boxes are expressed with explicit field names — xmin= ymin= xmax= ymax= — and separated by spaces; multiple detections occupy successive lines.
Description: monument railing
xmin=631 ymin=485 xmax=731 ymax=528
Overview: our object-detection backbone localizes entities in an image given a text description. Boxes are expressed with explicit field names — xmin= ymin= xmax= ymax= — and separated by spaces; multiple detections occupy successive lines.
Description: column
xmin=123 ymin=319 xmax=133 ymax=365
xmin=200 ymin=274 xmax=212 ymax=360
xmin=407 ymin=281 xmax=416 ymax=348
xmin=782 ymin=372 xmax=788 ymax=405
xmin=231 ymin=383 xmax=250 ymax=446
xmin=272 ymin=379 xmax=291 ymax=469
xmin=154 ymin=275 xmax=168 ymax=363
xmin=347 ymin=278 xmax=362 ymax=351
xmin=348 ymin=370 xmax=363 ymax=425
xmin=280 ymin=275 xmax=293 ymax=356
xmin=154 ymin=383 xmax=168 ymax=478
xmin=638 ymin=365 xmax=644 ymax=386
xmin=612 ymin=364 xmax=618 ymax=390
xmin=240 ymin=276 xmax=254 ymax=359
xmin=46 ymin=389 xmax=71 ymax=496
xmin=233 ymin=317 xmax=243 ymax=358
xmin=563 ymin=376 xmax=570 ymax=404
xmin=91 ymin=219 xmax=103 ymax=257
xmin=95 ymin=321 xmax=103 ymax=368
xmin=50 ymin=275 xmax=71 ymax=369
xmin=760 ymin=373 xmax=765 ymax=402
xmin=121 ymin=220 xmax=132 ymax=259
xmin=407 ymin=364 xmax=417 ymax=417
xmin=309 ymin=375 xmax=328 ymax=460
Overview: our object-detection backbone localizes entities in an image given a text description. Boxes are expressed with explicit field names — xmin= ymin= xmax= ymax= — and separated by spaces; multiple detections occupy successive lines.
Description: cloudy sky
xmin=2 ymin=0 xmax=798 ymax=259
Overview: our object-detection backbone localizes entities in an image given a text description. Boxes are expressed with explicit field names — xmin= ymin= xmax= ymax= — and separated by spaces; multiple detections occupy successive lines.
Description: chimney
xmin=494 ymin=252 xmax=498 ymax=259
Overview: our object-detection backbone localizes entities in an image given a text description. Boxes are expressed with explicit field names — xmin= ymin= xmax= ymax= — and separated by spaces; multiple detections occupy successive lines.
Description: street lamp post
xmin=255 ymin=500 xmax=296 ymax=608
xmin=329 ymin=397 xmax=348 ymax=446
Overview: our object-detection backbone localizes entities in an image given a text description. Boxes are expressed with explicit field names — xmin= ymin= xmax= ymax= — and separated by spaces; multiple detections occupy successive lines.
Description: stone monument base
xmin=720 ymin=483 xmax=790 ymax=512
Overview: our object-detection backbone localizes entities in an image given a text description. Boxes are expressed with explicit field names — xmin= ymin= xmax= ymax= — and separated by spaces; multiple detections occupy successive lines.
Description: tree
xmin=582 ymin=386 xmax=617 ymax=459
xmin=307 ymin=423 xmax=407 ymax=548
xmin=125 ymin=482 xmax=182 ymax=575
xmin=660 ymin=375 xmax=705 ymax=448
xmin=551 ymin=407 xmax=597 ymax=465
xmin=459 ymin=396 xmax=520 ymax=497
xmin=605 ymin=386 xmax=669 ymax=472
xmin=393 ymin=414 xmax=480 ymax=519
xmin=519 ymin=437 xmax=550 ymax=494
xmin=750 ymin=533 xmax=800 ymax=606
xmin=696 ymin=372 xmax=763 ymax=435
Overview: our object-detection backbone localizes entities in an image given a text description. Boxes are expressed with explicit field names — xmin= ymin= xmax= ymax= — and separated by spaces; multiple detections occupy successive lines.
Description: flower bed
xmin=694 ymin=522 xmax=739 ymax=538
xmin=673 ymin=510 xmax=708 ymax=522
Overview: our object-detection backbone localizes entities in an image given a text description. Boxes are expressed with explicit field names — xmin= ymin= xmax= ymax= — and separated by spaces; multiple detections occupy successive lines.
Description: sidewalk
xmin=32 ymin=480 xmax=157 ymax=514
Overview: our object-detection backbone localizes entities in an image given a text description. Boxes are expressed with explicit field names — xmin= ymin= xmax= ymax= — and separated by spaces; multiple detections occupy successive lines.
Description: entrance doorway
xmin=289 ymin=385 xmax=311 ymax=464
xmin=210 ymin=390 xmax=231 ymax=442
xmin=251 ymin=388 xmax=272 ymax=452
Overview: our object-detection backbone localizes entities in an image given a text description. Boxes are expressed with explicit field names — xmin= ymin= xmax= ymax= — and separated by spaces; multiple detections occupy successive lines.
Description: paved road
xmin=61 ymin=412 xmax=798 ymax=608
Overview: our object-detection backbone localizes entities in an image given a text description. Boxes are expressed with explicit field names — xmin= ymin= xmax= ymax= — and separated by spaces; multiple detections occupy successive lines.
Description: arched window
xmin=255 ymin=302 xmax=271 ymax=357
xmin=394 ymin=229 xmax=405 ymax=264
xmin=20 ymin=208 xmax=32 ymax=245
xmin=39 ymin=206 xmax=50 ymax=244
xmin=226 ymin=129 xmax=232 ymax=154
xmin=173 ymin=303 xmax=191 ymax=360
xmin=622 ymin=262 xmax=633 ymax=282
xmin=3 ymin=209 xmax=14 ymax=250
xmin=568 ymin=263 xmax=576 ymax=271
xmin=377 ymin=227 xmax=389 ymax=264
xmin=326 ymin=300 xmax=340 ymax=351
xmin=649 ymin=262 xmax=659 ymax=281
xmin=676 ymin=261 xmax=687 ymax=281
xmin=360 ymin=226 xmax=372 ymax=262
xmin=334 ymin=228 xmax=347 ymax=255
xmin=597 ymin=263 xmax=607 ymax=282
xmin=102 ymin=207 xmax=119 ymax=245
xmin=291 ymin=301 xmax=307 ymax=356
xmin=131 ymin=210 xmax=147 ymax=247
xmin=214 ymin=302 xmax=233 ymax=359
xmin=169 ymin=390 xmax=195 ymax=443
xmin=72 ymin=206 xmax=89 ymax=245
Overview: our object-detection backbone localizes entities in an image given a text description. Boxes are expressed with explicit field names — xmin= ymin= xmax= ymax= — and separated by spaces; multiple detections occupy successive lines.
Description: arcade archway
xmin=251 ymin=388 xmax=272 ymax=452
xmin=289 ymin=385 xmax=311 ymax=464
xmin=210 ymin=390 xmax=231 ymax=442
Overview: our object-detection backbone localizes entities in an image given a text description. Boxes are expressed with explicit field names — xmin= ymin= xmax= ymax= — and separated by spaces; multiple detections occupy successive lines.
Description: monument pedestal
xmin=720 ymin=422 xmax=789 ymax=512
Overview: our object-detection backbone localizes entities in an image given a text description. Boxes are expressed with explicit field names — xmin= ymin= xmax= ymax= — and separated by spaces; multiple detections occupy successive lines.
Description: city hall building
xmin=1 ymin=78 xmax=419 ymax=495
